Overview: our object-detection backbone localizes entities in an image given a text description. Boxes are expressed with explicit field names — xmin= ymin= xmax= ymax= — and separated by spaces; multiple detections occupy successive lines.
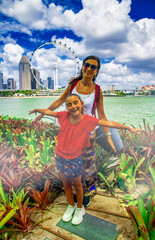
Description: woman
xmin=34 ymin=55 xmax=123 ymax=206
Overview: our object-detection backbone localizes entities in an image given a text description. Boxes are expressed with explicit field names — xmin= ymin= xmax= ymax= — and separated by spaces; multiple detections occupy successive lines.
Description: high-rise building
xmin=43 ymin=80 xmax=48 ymax=89
xmin=0 ymin=73 xmax=3 ymax=90
xmin=3 ymin=84 xmax=7 ymax=90
xmin=40 ymin=78 xmax=43 ymax=86
xmin=7 ymin=78 xmax=16 ymax=89
xmin=47 ymin=77 xmax=54 ymax=89
xmin=19 ymin=56 xmax=31 ymax=90
xmin=31 ymin=69 xmax=40 ymax=89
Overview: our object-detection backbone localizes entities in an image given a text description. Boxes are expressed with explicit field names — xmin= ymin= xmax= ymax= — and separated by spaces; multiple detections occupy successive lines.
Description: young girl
xmin=29 ymin=94 xmax=142 ymax=225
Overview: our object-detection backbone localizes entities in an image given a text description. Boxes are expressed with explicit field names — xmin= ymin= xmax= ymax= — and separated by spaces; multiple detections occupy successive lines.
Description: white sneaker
xmin=62 ymin=204 xmax=76 ymax=222
xmin=72 ymin=205 xmax=85 ymax=225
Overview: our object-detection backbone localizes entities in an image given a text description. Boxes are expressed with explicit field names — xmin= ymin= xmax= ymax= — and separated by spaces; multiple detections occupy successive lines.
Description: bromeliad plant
xmin=138 ymin=167 xmax=155 ymax=203
xmin=28 ymin=179 xmax=61 ymax=210
xmin=121 ymin=120 xmax=155 ymax=150
xmin=0 ymin=180 xmax=51 ymax=238
xmin=1 ymin=115 xmax=153 ymax=239
xmin=122 ymin=167 xmax=155 ymax=240
xmin=7 ymin=202 xmax=37 ymax=236
xmin=126 ymin=196 xmax=155 ymax=240
xmin=116 ymin=153 xmax=146 ymax=193
xmin=0 ymin=202 xmax=50 ymax=238
xmin=24 ymin=163 xmax=62 ymax=192
xmin=0 ymin=167 xmax=26 ymax=192
xmin=0 ymin=179 xmax=28 ymax=213
xmin=121 ymin=120 xmax=155 ymax=171
xmin=95 ymin=145 xmax=120 ymax=196
xmin=40 ymin=134 xmax=57 ymax=166
xmin=129 ymin=147 xmax=155 ymax=175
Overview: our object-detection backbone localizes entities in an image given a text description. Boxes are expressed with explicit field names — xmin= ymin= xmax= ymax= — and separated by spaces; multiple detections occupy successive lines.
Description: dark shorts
xmin=56 ymin=154 xmax=83 ymax=178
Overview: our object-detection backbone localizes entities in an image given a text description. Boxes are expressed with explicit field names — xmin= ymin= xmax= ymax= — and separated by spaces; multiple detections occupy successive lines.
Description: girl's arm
xmin=33 ymin=84 xmax=71 ymax=122
xmin=98 ymin=119 xmax=142 ymax=134
xmin=29 ymin=109 xmax=57 ymax=118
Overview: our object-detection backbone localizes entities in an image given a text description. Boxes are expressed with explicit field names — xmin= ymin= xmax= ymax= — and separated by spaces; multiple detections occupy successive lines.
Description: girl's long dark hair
xmin=69 ymin=55 xmax=101 ymax=85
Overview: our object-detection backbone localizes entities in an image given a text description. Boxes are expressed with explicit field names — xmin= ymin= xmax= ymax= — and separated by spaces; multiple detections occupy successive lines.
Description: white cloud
xmin=0 ymin=43 xmax=24 ymax=86
xmin=0 ymin=35 xmax=16 ymax=45
xmin=96 ymin=61 xmax=155 ymax=90
xmin=0 ymin=0 xmax=155 ymax=89
xmin=0 ymin=20 xmax=32 ymax=35
xmin=116 ymin=19 xmax=155 ymax=63
xmin=1 ymin=0 xmax=47 ymax=30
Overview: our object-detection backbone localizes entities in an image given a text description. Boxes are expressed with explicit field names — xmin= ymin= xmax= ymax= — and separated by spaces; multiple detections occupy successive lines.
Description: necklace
xmin=78 ymin=80 xmax=94 ymax=94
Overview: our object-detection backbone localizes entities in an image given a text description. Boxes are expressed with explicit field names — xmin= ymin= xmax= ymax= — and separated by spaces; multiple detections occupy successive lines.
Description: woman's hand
xmin=106 ymin=135 xmax=116 ymax=153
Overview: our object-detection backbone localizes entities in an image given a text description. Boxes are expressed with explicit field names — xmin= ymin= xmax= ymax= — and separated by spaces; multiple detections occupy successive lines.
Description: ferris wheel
xmin=29 ymin=40 xmax=80 ymax=90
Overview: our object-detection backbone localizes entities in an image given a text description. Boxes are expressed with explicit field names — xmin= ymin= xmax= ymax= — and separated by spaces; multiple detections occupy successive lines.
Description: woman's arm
xmin=97 ymin=119 xmax=142 ymax=134
xmin=29 ymin=109 xmax=57 ymax=118
xmin=47 ymin=84 xmax=71 ymax=111
xmin=96 ymin=88 xmax=116 ymax=150
xmin=33 ymin=84 xmax=71 ymax=122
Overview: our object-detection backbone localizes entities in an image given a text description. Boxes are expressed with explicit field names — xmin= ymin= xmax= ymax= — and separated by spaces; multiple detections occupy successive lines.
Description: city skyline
xmin=0 ymin=53 xmax=68 ymax=91
xmin=0 ymin=0 xmax=155 ymax=90
xmin=19 ymin=55 xmax=56 ymax=90
xmin=0 ymin=53 xmax=155 ymax=91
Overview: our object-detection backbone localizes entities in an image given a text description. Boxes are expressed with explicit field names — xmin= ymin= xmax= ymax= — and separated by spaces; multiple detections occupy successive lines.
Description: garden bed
xmin=0 ymin=116 xmax=154 ymax=240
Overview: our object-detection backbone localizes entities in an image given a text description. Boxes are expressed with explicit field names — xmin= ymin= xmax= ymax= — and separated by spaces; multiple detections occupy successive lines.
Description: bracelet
xmin=106 ymin=132 xmax=111 ymax=136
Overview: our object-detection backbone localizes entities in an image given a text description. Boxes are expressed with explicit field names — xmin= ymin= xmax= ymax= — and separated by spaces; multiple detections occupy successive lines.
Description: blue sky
xmin=0 ymin=0 xmax=155 ymax=89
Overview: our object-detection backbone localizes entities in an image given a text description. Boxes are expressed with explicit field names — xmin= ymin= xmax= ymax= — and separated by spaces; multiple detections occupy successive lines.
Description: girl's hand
xmin=29 ymin=109 xmax=38 ymax=115
xmin=129 ymin=128 xmax=143 ymax=134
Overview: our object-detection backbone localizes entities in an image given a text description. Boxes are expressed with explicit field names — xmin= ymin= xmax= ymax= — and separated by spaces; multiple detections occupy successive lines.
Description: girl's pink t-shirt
xmin=56 ymin=111 xmax=99 ymax=159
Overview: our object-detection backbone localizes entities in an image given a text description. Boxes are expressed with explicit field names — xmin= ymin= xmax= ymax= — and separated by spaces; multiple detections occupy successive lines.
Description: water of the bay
xmin=0 ymin=96 xmax=154 ymax=128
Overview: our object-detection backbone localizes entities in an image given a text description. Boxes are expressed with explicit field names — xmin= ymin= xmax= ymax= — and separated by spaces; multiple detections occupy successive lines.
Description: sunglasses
xmin=83 ymin=62 xmax=98 ymax=71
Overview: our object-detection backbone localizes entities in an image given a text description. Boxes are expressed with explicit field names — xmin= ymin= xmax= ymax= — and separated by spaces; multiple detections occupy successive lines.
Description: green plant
xmin=5 ymin=129 xmax=13 ymax=146
xmin=128 ymin=147 xmax=155 ymax=174
xmin=138 ymin=167 xmax=155 ymax=203
xmin=24 ymin=130 xmax=37 ymax=152
xmin=0 ymin=130 xmax=3 ymax=143
xmin=121 ymin=120 xmax=155 ymax=155
xmin=0 ymin=202 xmax=51 ymax=238
xmin=14 ymin=132 xmax=27 ymax=146
xmin=0 ymin=208 xmax=18 ymax=229
xmin=116 ymin=154 xmax=146 ymax=192
xmin=96 ymin=148 xmax=116 ymax=173
xmin=126 ymin=196 xmax=155 ymax=240
xmin=24 ymin=145 xmax=39 ymax=168
xmin=40 ymin=135 xmax=56 ymax=165
xmin=0 ymin=179 xmax=28 ymax=212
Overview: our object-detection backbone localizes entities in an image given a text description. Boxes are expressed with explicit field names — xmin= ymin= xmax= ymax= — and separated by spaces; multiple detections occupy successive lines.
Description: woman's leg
xmin=72 ymin=174 xmax=83 ymax=208
xmin=59 ymin=172 xmax=74 ymax=206
xmin=82 ymin=130 xmax=97 ymax=207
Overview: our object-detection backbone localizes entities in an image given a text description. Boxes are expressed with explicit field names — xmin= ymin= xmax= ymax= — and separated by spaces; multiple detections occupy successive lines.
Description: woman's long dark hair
xmin=69 ymin=55 xmax=101 ymax=84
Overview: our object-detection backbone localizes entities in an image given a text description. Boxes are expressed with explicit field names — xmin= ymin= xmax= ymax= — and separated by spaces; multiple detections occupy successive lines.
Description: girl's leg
xmin=72 ymin=174 xmax=85 ymax=225
xmin=59 ymin=173 xmax=76 ymax=222
xmin=59 ymin=172 xmax=74 ymax=206
xmin=72 ymin=174 xmax=83 ymax=208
